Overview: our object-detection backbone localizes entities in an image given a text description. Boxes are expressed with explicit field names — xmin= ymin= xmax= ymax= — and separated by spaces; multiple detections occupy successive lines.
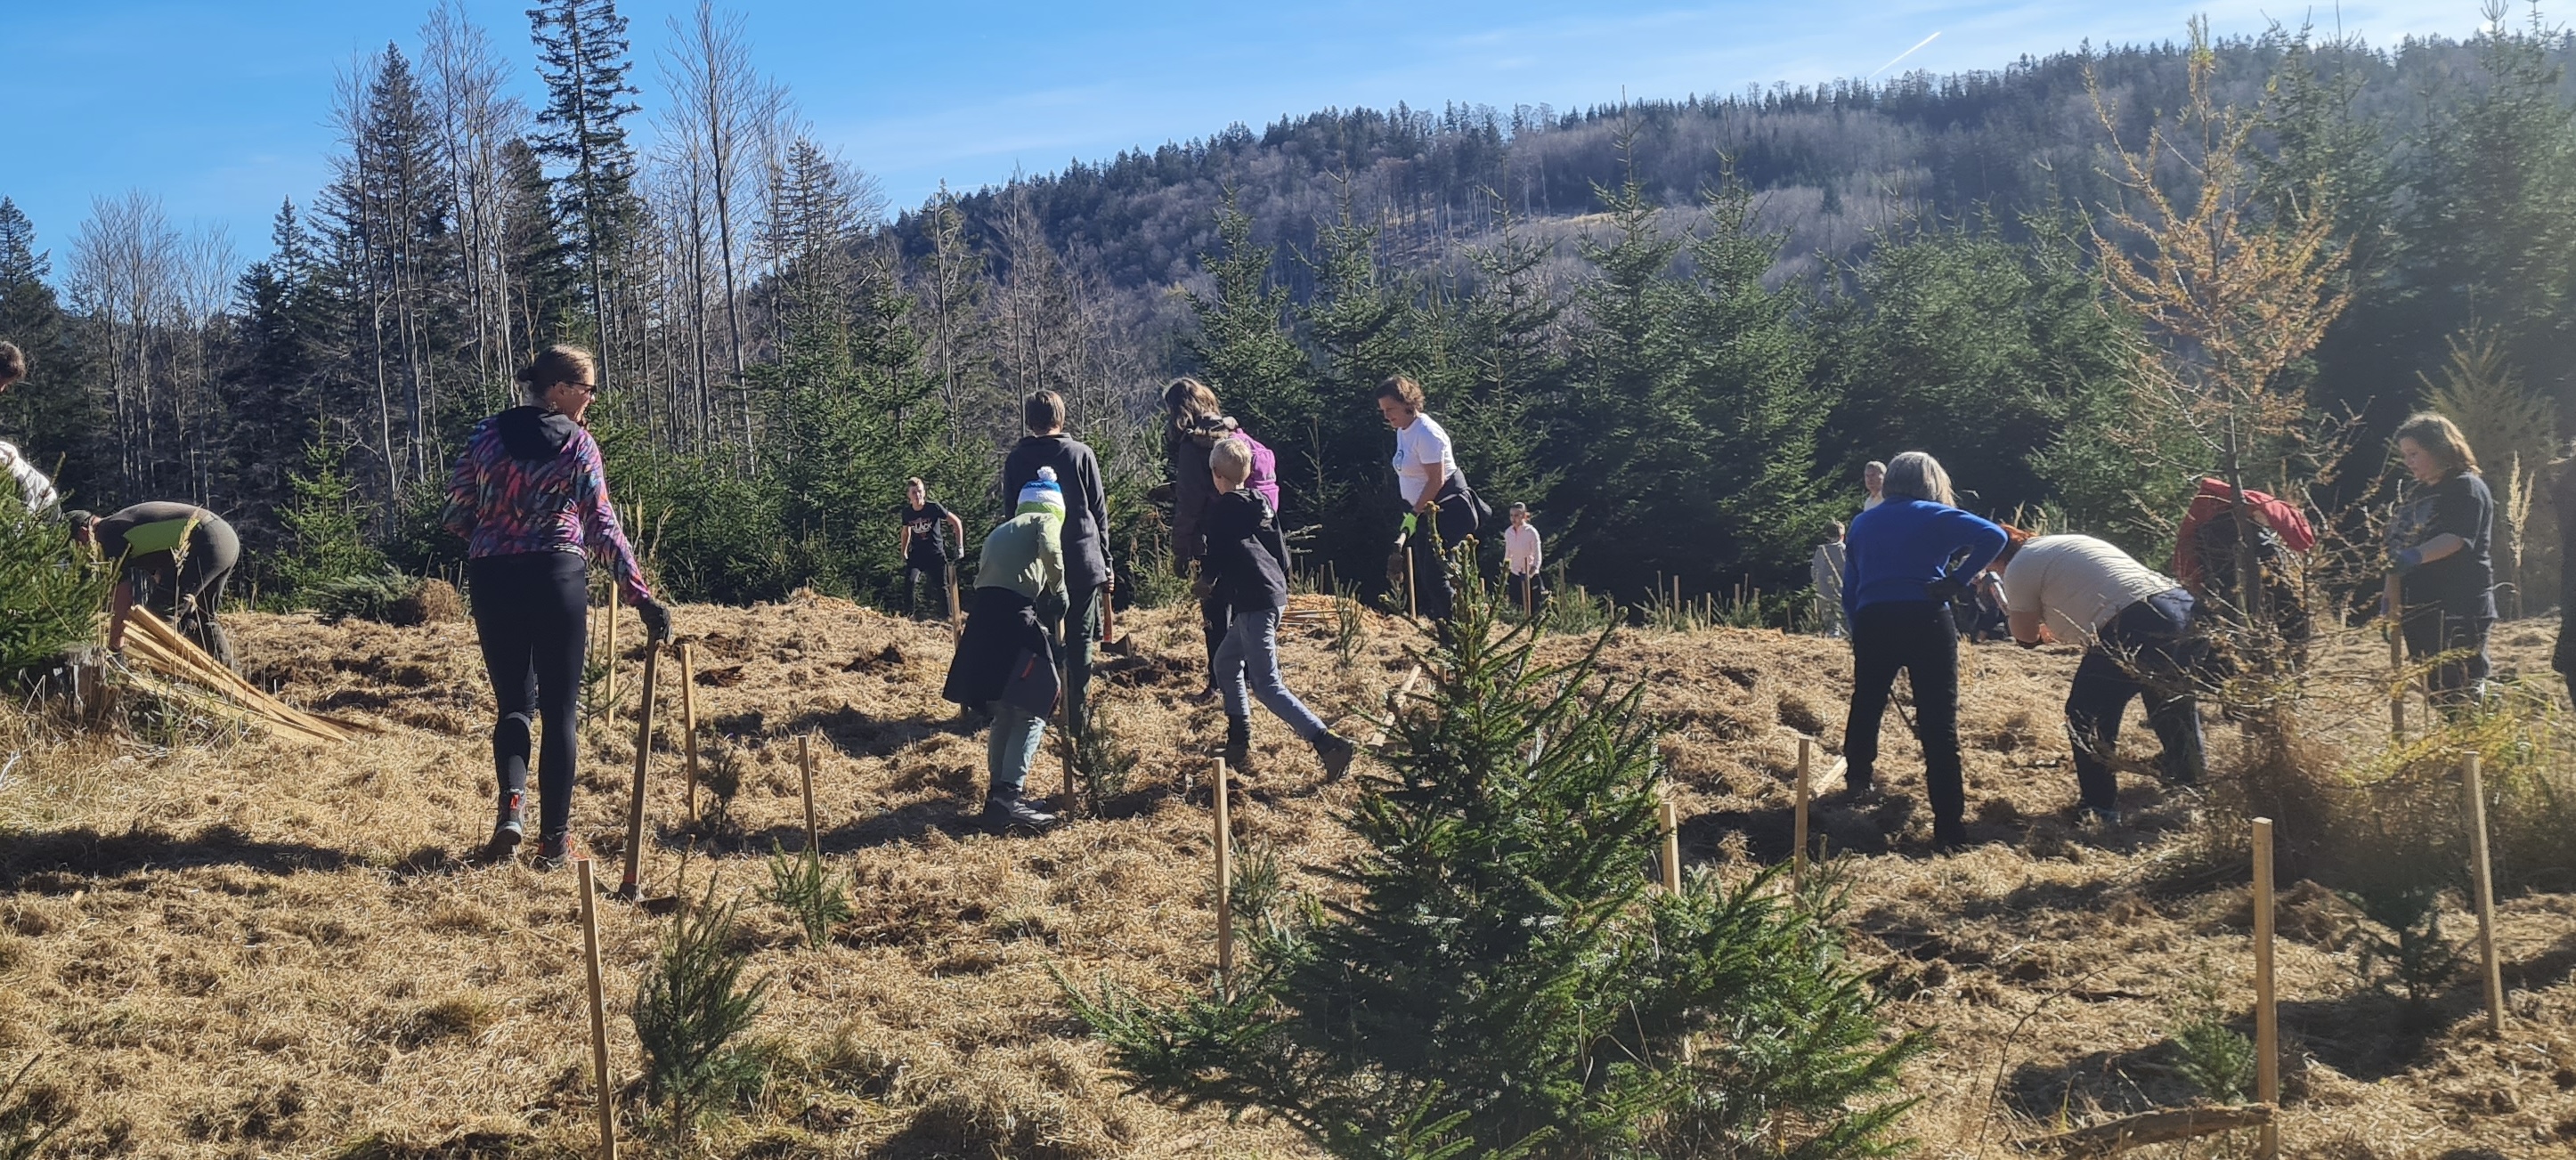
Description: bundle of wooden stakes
xmin=116 ymin=606 xmax=360 ymax=744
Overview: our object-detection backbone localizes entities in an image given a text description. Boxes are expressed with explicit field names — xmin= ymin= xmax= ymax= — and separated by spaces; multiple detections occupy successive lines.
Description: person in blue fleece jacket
xmin=1840 ymin=450 xmax=2007 ymax=850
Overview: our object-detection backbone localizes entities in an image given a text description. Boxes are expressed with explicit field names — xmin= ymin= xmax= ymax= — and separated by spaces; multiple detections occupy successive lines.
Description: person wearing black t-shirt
xmin=2386 ymin=413 xmax=2496 ymax=707
xmin=895 ymin=477 xmax=964 ymax=620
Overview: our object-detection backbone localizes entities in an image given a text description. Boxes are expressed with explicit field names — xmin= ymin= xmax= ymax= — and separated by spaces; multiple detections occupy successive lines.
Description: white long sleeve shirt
xmin=1503 ymin=522 xmax=1542 ymax=577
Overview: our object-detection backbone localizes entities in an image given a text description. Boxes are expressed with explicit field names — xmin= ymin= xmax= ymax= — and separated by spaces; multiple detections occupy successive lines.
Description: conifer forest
xmin=4 ymin=3 xmax=2571 ymax=612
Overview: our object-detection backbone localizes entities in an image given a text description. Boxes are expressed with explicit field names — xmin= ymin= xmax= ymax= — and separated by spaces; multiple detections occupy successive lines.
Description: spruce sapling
xmin=1067 ymin=566 xmax=1923 ymax=1158
xmin=634 ymin=878 xmax=771 ymax=1139
xmin=760 ymin=840 xmax=849 ymax=950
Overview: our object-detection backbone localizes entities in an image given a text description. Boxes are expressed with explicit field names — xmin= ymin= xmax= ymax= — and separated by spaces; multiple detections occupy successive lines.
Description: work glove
xmin=636 ymin=596 xmax=674 ymax=644
xmin=2389 ymin=546 xmax=2426 ymax=573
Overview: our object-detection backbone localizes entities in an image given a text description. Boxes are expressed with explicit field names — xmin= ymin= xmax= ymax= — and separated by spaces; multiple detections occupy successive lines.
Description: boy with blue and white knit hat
xmin=941 ymin=467 xmax=1069 ymax=831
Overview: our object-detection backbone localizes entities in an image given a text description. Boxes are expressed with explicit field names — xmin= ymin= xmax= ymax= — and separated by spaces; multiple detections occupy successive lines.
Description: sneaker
xmin=1313 ymin=733 xmax=1357 ymax=780
xmin=532 ymin=831 xmax=589 ymax=871
xmin=484 ymin=790 xmax=525 ymax=861
xmin=1184 ymin=685 xmax=1220 ymax=705
xmin=982 ymin=793 xmax=1060 ymax=833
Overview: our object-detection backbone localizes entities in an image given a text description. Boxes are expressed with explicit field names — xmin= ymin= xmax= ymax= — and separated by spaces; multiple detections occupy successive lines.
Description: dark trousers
xmin=905 ymin=561 xmax=954 ymax=619
xmin=1844 ymin=600 xmax=1965 ymax=840
xmin=2401 ymin=602 xmax=2493 ymax=707
xmin=1199 ymin=589 xmax=1231 ymax=682
xmin=1044 ymin=582 xmax=1106 ymax=736
xmin=2067 ymin=589 xmax=2206 ymax=813
xmin=1404 ymin=493 xmax=1480 ymax=621
xmin=470 ymin=551 xmax=589 ymax=839
xmin=1506 ymin=572 xmax=1546 ymax=617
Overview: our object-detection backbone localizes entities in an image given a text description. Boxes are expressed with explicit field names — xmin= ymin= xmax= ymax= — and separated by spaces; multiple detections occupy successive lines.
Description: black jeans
xmin=1199 ymin=589 xmax=1231 ymax=683
xmin=470 ymin=551 xmax=589 ymax=839
xmin=2067 ymin=589 xmax=2206 ymax=813
xmin=2401 ymin=601 xmax=2493 ymax=708
xmin=1845 ymin=600 xmax=1965 ymax=841
xmin=905 ymin=560 xmax=954 ymax=619
xmin=1506 ymin=572 xmax=1547 ymax=617
xmin=1404 ymin=491 xmax=1481 ymax=622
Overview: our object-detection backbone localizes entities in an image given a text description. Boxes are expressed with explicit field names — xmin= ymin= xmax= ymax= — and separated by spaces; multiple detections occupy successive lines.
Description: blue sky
xmin=5 ymin=0 xmax=2490 ymax=272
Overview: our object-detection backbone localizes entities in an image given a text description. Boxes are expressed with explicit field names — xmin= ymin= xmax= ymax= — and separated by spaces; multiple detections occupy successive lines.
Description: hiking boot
xmin=1184 ymin=685 xmax=1220 ymax=706
xmin=1223 ymin=717 xmax=1252 ymax=769
xmin=1312 ymin=732 xmax=1357 ymax=781
xmin=2081 ymin=803 xmax=2124 ymax=829
xmin=983 ymin=792 xmax=1060 ymax=833
xmin=1931 ymin=821 xmax=1969 ymax=853
xmin=484 ymin=790 xmax=526 ymax=861
xmin=532 ymin=831 xmax=589 ymax=871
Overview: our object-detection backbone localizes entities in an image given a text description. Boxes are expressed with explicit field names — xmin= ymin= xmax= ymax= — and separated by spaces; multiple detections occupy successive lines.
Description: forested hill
xmin=890 ymin=32 xmax=2523 ymax=301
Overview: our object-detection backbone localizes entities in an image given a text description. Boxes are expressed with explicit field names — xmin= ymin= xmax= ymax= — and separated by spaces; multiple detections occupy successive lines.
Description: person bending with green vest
xmin=69 ymin=502 xmax=241 ymax=669
xmin=943 ymin=468 xmax=1069 ymax=832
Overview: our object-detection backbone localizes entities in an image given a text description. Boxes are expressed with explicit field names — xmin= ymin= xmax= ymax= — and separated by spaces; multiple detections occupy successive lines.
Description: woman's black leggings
xmin=1844 ymin=599 xmax=1965 ymax=841
xmin=470 ymin=551 xmax=589 ymax=839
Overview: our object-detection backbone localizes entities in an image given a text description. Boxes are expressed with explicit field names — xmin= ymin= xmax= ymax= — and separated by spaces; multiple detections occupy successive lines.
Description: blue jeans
xmin=986 ymin=701 xmax=1046 ymax=798
xmin=1215 ymin=607 xmax=1327 ymax=741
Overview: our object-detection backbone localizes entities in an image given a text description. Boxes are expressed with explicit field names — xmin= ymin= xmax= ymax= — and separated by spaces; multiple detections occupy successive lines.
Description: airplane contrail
xmin=1869 ymin=30 xmax=1943 ymax=78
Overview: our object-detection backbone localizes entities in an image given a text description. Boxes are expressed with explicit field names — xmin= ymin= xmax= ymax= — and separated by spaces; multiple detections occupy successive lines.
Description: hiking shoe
xmin=1184 ymin=685 xmax=1220 ymax=706
xmin=1931 ymin=823 xmax=1970 ymax=853
xmin=484 ymin=790 xmax=526 ymax=861
xmin=1223 ymin=717 xmax=1252 ymax=770
xmin=1313 ymin=733 xmax=1357 ymax=781
xmin=532 ymin=832 xmax=589 ymax=871
xmin=2081 ymin=804 xmax=2124 ymax=829
xmin=983 ymin=793 xmax=1060 ymax=833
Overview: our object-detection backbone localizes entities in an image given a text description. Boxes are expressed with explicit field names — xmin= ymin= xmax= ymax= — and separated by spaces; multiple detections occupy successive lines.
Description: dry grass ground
xmin=2 ymin=593 xmax=2572 ymax=1158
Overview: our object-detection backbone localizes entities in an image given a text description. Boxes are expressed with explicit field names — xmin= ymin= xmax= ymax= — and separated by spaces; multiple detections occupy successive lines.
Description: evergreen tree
xmin=0 ymin=198 xmax=104 ymax=509
xmin=527 ymin=0 xmax=644 ymax=388
xmin=278 ymin=427 xmax=387 ymax=599
xmin=1299 ymin=198 xmax=1434 ymax=588
xmin=1183 ymin=191 xmax=1308 ymax=452
xmin=1071 ymin=591 xmax=1923 ymax=1158
xmin=223 ymin=200 xmax=337 ymax=560
xmin=499 ymin=136 xmax=581 ymax=351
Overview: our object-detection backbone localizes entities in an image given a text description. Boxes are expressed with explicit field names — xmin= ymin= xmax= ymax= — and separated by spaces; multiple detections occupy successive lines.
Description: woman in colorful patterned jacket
xmin=443 ymin=345 xmax=671 ymax=868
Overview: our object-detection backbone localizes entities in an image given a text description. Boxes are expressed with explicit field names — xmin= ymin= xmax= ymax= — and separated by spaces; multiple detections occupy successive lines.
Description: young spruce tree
xmin=1069 ymin=572 xmax=1922 ymax=1159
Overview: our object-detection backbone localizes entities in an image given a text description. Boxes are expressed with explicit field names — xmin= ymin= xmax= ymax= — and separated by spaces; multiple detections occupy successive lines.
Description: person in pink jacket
xmin=442 ymin=345 xmax=671 ymax=867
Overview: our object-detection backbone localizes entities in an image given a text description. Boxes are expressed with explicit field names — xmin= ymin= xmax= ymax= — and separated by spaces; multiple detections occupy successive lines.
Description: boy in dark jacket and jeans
xmin=1001 ymin=391 xmax=1111 ymax=734
xmin=1199 ymin=437 xmax=1357 ymax=779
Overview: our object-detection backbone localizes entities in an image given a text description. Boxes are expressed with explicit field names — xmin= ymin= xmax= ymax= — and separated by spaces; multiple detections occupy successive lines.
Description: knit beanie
xmin=1016 ymin=466 xmax=1065 ymax=518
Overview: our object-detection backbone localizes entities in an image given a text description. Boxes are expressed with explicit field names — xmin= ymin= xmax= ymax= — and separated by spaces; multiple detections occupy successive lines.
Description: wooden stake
xmin=605 ymin=587 xmax=621 ymax=718
xmin=2253 ymin=816 xmax=2279 ymax=1160
xmin=1658 ymin=788 xmax=1682 ymax=893
xmin=576 ymin=857 xmax=618 ymax=1160
xmin=799 ymin=734 xmax=820 ymax=855
xmin=1793 ymin=736 xmax=1813 ymax=895
xmin=1405 ymin=547 xmax=1418 ymax=619
xmin=2464 ymin=753 xmax=2506 ymax=1037
xmin=946 ymin=560 xmax=963 ymax=634
xmin=1214 ymin=756 xmax=1234 ymax=997
xmin=678 ymin=643 xmax=701 ymax=822
xmin=615 ymin=645 xmax=660 ymax=901
xmin=2385 ymin=573 xmax=2407 ymax=738
xmin=1366 ymin=664 xmax=1426 ymax=749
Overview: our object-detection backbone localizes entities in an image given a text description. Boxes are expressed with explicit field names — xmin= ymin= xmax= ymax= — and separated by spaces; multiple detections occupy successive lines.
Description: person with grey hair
xmin=1861 ymin=460 xmax=1887 ymax=511
xmin=1838 ymin=450 xmax=2006 ymax=850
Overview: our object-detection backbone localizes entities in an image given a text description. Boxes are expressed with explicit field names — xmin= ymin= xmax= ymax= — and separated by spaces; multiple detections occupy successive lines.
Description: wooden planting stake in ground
xmin=576 ymin=857 xmax=618 ymax=1160
xmin=1404 ymin=547 xmax=1418 ymax=619
xmin=615 ymin=644 xmax=660 ymax=901
xmin=1214 ymin=756 xmax=1234 ymax=999
xmin=2385 ymin=574 xmax=2406 ymax=738
xmin=2253 ymin=816 xmax=2279 ymax=1160
xmin=1793 ymin=737 xmax=1813 ymax=894
xmin=605 ymin=588 xmax=621 ymax=719
xmin=678 ymin=643 xmax=700 ymax=821
xmin=1658 ymin=788 xmax=1681 ymax=894
xmin=2464 ymin=752 xmax=2506 ymax=1037
xmin=799 ymin=734 xmax=820 ymax=854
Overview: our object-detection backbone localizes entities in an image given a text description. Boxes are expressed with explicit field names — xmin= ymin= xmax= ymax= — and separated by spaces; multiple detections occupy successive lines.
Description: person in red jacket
xmin=442 ymin=345 xmax=672 ymax=867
